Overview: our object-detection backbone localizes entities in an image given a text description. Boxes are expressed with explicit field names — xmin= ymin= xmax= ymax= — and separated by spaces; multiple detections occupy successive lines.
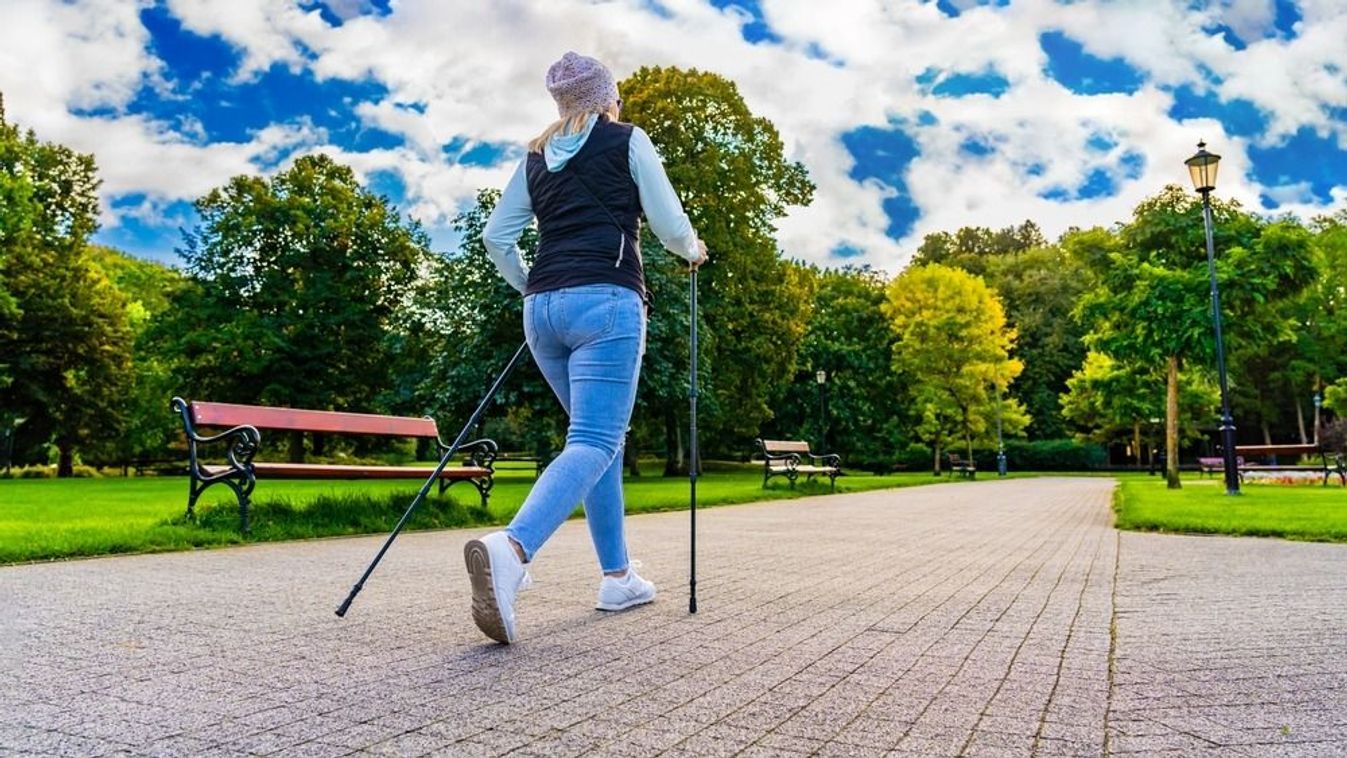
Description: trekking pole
xmin=336 ymin=341 xmax=530 ymax=618
xmin=688 ymin=268 xmax=699 ymax=615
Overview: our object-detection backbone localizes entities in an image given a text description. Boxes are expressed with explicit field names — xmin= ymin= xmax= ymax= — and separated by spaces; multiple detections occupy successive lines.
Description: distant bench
xmin=1232 ymin=444 xmax=1345 ymax=487
xmin=947 ymin=453 xmax=976 ymax=479
xmin=1197 ymin=456 xmax=1244 ymax=477
xmin=172 ymin=398 xmax=497 ymax=533
xmin=755 ymin=439 xmax=841 ymax=491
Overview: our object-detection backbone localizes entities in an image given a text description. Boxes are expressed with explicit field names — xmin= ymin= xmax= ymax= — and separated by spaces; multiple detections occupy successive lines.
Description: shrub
xmin=10 ymin=464 xmax=102 ymax=478
xmin=972 ymin=439 xmax=1106 ymax=471
xmin=893 ymin=442 xmax=934 ymax=472
xmin=1321 ymin=419 xmax=1347 ymax=455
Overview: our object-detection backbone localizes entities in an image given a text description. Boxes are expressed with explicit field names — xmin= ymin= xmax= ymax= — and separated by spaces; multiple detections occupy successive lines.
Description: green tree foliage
xmin=909 ymin=221 xmax=1084 ymax=440
xmin=390 ymin=189 xmax=564 ymax=460
xmin=1061 ymin=351 xmax=1218 ymax=465
xmin=619 ymin=66 xmax=816 ymax=461
xmin=883 ymin=264 xmax=1028 ymax=471
xmin=763 ymin=265 xmax=907 ymax=471
xmin=1076 ymin=186 xmax=1315 ymax=486
xmin=910 ymin=220 xmax=1047 ymax=276
xmin=981 ymin=245 xmax=1091 ymax=439
xmin=1291 ymin=213 xmax=1347 ymax=430
xmin=88 ymin=246 xmax=188 ymax=466
xmin=164 ymin=154 xmax=432 ymax=461
xmin=0 ymin=99 xmax=133 ymax=476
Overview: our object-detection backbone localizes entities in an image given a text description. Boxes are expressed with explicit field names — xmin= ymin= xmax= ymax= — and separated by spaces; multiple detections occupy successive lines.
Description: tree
xmin=619 ymin=66 xmax=816 ymax=463
xmin=981 ymin=244 xmax=1091 ymax=439
xmin=1061 ymin=351 xmax=1218 ymax=465
xmin=763 ymin=265 xmax=909 ymax=472
xmin=1288 ymin=213 xmax=1347 ymax=435
xmin=89 ymin=246 xmax=188 ymax=468
xmin=0 ymin=97 xmax=133 ymax=475
xmin=389 ymin=189 xmax=564 ymax=461
xmin=165 ymin=154 xmax=432 ymax=461
xmin=910 ymin=220 xmax=1047 ymax=276
xmin=1077 ymin=186 xmax=1315 ymax=487
xmin=883 ymin=264 xmax=1027 ymax=472
xmin=907 ymin=222 xmax=1089 ymax=440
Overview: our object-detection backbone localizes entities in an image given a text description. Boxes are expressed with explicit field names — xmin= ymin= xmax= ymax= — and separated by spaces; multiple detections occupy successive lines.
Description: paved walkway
xmin=2 ymin=478 xmax=1344 ymax=756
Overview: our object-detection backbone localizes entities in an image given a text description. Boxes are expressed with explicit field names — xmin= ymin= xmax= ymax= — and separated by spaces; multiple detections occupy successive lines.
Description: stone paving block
xmin=670 ymin=723 xmax=761 ymax=757
xmin=813 ymin=741 xmax=887 ymax=757
xmin=751 ymin=731 xmax=822 ymax=753
xmin=270 ymin=738 xmax=358 ymax=758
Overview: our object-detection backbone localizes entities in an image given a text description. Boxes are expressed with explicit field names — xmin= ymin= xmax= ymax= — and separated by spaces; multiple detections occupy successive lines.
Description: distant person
xmin=468 ymin=52 xmax=707 ymax=644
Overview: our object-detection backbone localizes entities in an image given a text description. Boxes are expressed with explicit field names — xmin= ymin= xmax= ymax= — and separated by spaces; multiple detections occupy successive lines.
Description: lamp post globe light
xmin=1185 ymin=140 xmax=1240 ymax=495
xmin=815 ymin=370 xmax=828 ymax=452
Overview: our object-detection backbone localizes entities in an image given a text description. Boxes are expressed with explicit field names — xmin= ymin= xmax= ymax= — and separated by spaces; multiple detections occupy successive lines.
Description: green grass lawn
xmin=1114 ymin=473 xmax=1347 ymax=542
xmin=0 ymin=462 xmax=942 ymax=563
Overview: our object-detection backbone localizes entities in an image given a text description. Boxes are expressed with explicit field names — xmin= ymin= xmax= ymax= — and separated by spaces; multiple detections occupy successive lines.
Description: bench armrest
xmin=809 ymin=453 xmax=841 ymax=469
xmin=754 ymin=438 xmax=800 ymax=466
xmin=172 ymin=396 xmax=260 ymax=472
xmin=442 ymin=438 xmax=499 ymax=470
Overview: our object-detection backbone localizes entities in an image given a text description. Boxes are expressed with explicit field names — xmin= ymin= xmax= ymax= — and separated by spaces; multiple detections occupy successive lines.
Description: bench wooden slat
xmin=761 ymin=440 xmax=812 ymax=453
xmin=1235 ymin=444 xmax=1320 ymax=457
xmin=191 ymin=401 xmax=438 ymax=438
xmin=204 ymin=463 xmax=489 ymax=480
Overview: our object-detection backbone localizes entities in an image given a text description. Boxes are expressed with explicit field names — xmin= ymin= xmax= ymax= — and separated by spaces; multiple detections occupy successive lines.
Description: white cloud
xmin=5 ymin=0 xmax=1346 ymax=271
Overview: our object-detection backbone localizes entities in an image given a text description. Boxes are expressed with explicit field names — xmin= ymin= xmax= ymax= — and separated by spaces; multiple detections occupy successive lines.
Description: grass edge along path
xmin=1113 ymin=475 xmax=1347 ymax=543
xmin=1 ymin=464 xmax=945 ymax=564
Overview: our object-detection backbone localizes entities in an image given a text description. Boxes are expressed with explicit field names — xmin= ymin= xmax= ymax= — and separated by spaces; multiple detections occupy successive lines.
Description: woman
xmin=467 ymin=52 xmax=707 ymax=644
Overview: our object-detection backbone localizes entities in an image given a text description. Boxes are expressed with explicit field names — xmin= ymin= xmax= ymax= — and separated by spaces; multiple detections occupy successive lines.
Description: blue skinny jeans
xmin=505 ymin=284 xmax=645 ymax=573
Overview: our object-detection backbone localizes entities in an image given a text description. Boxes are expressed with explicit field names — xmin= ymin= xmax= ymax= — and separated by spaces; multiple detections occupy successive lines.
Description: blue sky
xmin=2 ymin=0 xmax=1344 ymax=270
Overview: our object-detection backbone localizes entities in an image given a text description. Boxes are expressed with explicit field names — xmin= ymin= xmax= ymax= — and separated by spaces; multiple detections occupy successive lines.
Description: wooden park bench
xmin=755 ymin=439 xmax=842 ymax=491
xmin=172 ymin=398 xmax=497 ymax=533
xmin=1234 ymin=443 xmax=1345 ymax=486
xmin=947 ymin=453 xmax=976 ymax=479
xmin=1198 ymin=455 xmax=1245 ymax=477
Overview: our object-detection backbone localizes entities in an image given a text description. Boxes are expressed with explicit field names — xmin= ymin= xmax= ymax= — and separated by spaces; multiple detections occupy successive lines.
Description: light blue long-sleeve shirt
xmin=482 ymin=116 xmax=702 ymax=294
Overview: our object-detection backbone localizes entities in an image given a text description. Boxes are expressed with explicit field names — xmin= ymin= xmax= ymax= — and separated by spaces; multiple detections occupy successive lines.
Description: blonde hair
xmin=528 ymin=102 xmax=621 ymax=154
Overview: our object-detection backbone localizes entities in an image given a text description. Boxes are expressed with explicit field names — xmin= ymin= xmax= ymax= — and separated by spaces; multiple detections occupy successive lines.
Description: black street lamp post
xmin=994 ymin=377 xmax=1006 ymax=477
xmin=815 ymin=370 xmax=828 ymax=453
xmin=1314 ymin=392 xmax=1322 ymax=445
xmin=1185 ymin=141 xmax=1240 ymax=495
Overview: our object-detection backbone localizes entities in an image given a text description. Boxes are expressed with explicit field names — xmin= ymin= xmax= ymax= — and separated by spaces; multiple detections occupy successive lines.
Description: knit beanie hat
xmin=546 ymin=52 xmax=619 ymax=118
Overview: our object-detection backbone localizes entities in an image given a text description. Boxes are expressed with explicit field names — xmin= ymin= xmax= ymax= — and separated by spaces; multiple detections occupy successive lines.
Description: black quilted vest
xmin=524 ymin=117 xmax=644 ymax=298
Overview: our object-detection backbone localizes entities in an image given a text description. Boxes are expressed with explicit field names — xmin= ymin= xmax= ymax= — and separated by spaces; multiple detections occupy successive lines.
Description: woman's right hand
xmin=690 ymin=240 xmax=709 ymax=270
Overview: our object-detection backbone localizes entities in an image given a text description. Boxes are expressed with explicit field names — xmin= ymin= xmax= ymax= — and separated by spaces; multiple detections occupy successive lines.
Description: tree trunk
xmin=663 ymin=409 xmax=680 ymax=477
xmin=57 ymin=444 xmax=74 ymax=478
xmin=1166 ymin=355 xmax=1181 ymax=489
xmin=932 ymin=439 xmax=942 ymax=476
xmin=1296 ymin=399 xmax=1308 ymax=445
xmin=625 ymin=430 xmax=640 ymax=477
xmin=313 ymin=433 xmax=326 ymax=458
xmin=1132 ymin=422 xmax=1141 ymax=467
xmin=288 ymin=431 xmax=305 ymax=463
xmin=1261 ymin=421 xmax=1272 ymax=446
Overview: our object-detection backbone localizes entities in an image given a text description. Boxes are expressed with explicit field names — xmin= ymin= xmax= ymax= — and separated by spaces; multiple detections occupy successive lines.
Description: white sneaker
xmin=464 ymin=531 xmax=531 ymax=643
xmin=595 ymin=562 xmax=657 ymax=611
